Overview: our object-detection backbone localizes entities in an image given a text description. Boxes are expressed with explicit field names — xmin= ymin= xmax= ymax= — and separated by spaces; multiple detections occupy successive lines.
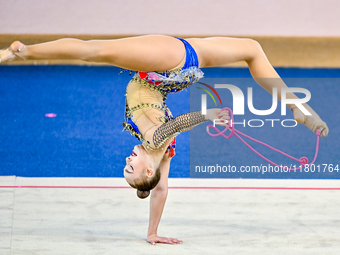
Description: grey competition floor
xmin=1 ymin=176 xmax=339 ymax=255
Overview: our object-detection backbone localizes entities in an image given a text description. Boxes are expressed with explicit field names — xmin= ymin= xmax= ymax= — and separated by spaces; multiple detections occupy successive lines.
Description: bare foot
xmin=292 ymin=107 xmax=329 ymax=137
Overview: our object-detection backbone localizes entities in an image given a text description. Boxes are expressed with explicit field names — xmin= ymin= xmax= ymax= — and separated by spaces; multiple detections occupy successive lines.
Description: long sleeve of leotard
xmin=152 ymin=111 xmax=208 ymax=148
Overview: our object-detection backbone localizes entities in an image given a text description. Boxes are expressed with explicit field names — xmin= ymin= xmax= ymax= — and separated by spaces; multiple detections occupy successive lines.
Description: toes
xmin=0 ymin=49 xmax=14 ymax=63
xmin=314 ymin=121 xmax=329 ymax=137
xmin=320 ymin=126 xmax=329 ymax=137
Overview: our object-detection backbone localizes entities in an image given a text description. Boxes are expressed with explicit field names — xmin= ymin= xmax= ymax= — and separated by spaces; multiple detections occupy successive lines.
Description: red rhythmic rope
xmin=206 ymin=107 xmax=321 ymax=171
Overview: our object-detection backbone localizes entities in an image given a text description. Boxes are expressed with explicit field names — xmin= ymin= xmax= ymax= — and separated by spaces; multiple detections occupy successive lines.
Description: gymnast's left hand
xmin=147 ymin=234 xmax=183 ymax=245
xmin=206 ymin=108 xmax=230 ymax=126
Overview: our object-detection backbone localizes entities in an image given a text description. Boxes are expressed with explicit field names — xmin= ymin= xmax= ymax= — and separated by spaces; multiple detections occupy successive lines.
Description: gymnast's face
xmin=124 ymin=144 xmax=153 ymax=185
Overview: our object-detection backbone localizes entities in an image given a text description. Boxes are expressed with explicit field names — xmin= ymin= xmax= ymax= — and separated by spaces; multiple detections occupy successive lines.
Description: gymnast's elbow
xmin=153 ymin=181 xmax=168 ymax=194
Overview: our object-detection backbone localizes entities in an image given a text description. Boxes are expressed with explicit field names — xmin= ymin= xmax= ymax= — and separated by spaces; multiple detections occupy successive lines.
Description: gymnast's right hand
xmin=206 ymin=108 xmax=230 ymax=126
xmin=147 ymin=234 xmax=183 ymax=245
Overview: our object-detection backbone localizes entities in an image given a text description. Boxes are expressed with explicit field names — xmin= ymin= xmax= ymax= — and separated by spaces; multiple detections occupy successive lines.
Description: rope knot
xmin=299 ymin=156 xmax=309 ymax=165
xmin=316 ymin=129 xmax=321 ymax=137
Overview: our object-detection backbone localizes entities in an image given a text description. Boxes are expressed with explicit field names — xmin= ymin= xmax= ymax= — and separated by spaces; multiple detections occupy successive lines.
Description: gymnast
xmin=0 ymin=35 xmax=329 ymax=245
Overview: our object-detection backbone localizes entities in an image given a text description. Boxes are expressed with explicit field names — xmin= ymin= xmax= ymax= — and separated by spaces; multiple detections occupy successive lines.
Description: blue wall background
xmin=0 ymin=66 xmax=339 ymax=178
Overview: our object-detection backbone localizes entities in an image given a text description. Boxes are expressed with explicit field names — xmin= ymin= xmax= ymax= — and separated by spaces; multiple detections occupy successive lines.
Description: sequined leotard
xmin=122 ymin=38 xmax=207 ymax=153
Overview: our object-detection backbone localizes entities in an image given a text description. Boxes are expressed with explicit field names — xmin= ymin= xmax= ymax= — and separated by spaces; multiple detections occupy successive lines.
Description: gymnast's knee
xmin=245 ymin=38 xmax=262 ymax=49
xmin=243 ymin=38 xmax=266 ymax=62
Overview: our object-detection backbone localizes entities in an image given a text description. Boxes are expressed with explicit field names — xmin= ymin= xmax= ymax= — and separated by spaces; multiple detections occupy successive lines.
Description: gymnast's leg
xmin=187 ymin=37 xmax=329 ymax=137
xmin=4 ymin=35 xmax=185 ymax=72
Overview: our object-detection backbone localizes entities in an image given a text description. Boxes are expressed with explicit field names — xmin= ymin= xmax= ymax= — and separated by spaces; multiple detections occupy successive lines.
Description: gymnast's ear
xmin=137 ymin=190 xmax=150 ymax=199
xmin=145 ymin=167 xmax=153 ymax=178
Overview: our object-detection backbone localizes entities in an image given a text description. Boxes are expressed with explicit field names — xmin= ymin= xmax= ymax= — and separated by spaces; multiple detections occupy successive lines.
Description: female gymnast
xmin=0 ymin=35 xmax=329 ymax=245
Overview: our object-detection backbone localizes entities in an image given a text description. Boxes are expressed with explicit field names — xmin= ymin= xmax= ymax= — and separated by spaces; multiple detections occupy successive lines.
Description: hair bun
xmin=137 ymin=190 xmax=150 ymax=199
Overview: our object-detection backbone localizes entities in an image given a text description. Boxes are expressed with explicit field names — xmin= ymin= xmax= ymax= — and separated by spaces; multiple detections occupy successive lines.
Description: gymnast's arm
xmin=147 ymin=109 xmax=229 ymax=245
xmin=147 ymin=152 xmax=182 ymax=245
xmin=146 ymin=109 xmax=229 ymax=245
